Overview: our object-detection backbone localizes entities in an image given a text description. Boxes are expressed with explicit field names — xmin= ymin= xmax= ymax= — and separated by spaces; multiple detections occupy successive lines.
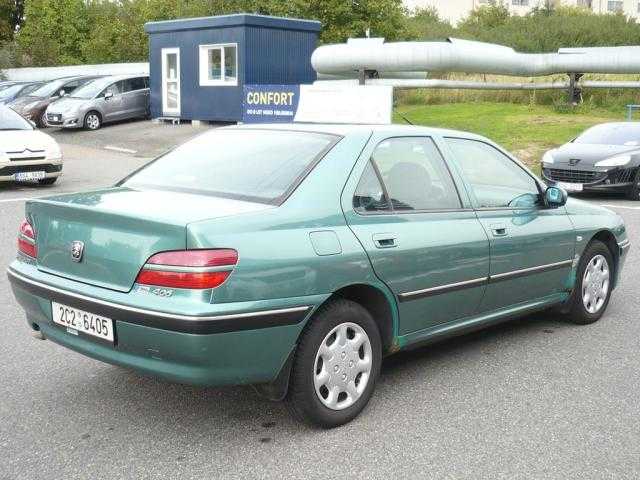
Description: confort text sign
xmin=243 ymin=85 xmax=300 ymax=123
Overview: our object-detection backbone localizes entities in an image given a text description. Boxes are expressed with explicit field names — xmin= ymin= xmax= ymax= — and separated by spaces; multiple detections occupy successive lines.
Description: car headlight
xmin=542 ymin=151 xmax=555 ymax=164
xmin=594 ymin=155 xmax=631 ymax=167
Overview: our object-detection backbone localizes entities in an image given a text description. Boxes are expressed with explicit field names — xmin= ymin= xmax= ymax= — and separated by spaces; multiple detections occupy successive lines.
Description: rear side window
xmin=359 ymin=137 xmax=461 ymax=212
xmin=122 ymin=130 xmax=338 ymax=204
xmin=446 ymin=138 xmax=540 ymax=208
xmin=353 ymin=162 xmax=389 ymax=213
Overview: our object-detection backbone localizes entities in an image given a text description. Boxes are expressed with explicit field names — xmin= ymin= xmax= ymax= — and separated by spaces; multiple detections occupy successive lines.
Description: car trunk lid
xmin=28 ymin=187 xmax=272 ymax=292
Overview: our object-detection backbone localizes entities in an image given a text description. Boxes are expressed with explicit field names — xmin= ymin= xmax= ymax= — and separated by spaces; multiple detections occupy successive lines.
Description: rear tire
xmin=38 ymin=177 xmax=57 ymax=186
xmin=286 ymin=299 xmax=382 ymax=428
xmin=84 ymin=111 xmax=102 ymax=130
xmin=564 ymin=240 xmax=614 ymax=325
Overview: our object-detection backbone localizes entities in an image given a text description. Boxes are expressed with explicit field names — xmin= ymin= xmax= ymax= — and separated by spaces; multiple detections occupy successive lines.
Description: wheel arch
xmin=590 ymin=229 xmax=620 ymax=287
xmin=324 ymin=283 xmax=399 ymax=354
xmin=255 ymin=282 xmax=399 ymax=402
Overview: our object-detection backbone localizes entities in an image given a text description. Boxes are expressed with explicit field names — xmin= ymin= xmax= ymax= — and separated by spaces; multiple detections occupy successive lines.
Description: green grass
xmin=394 ymin=102 xmax=624 ymax=171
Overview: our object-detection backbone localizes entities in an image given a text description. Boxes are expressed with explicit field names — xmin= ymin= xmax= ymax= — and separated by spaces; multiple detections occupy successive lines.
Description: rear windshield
xmin=575 ymin=123 xmax=640 ymax=146
xmin=121 ymin=129 xmax=339 ymax=204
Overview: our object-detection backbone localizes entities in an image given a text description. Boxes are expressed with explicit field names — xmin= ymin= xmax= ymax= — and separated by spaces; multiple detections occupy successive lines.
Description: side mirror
xmin=59 ymin=89 xmax=66 ymax=97
xmin=545 ymin=186 xmax=567 ymax=208
xmin=104 ymin=91 xmax=113 ymax=100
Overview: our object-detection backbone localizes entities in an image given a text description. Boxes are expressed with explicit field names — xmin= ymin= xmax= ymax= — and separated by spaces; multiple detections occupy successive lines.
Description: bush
xmin=455 ymin=4 xmax=640 ymax=52
xmin=0 ymin=41 xmax=17 ymax=79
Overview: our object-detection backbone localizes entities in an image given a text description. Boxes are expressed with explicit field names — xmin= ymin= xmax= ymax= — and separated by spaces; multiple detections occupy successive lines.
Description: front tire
xmin=287 ymin=299 xmax=382 ymax=428
xmin=626 ymin=169 xmax=640 ymax=200
xmin=564 ymin=240 xmax=613 ymax=325
xmin=38 ymin=111 xmax=48 ymax=128
xmin=84 ymin=111 xmax=102 ymax=130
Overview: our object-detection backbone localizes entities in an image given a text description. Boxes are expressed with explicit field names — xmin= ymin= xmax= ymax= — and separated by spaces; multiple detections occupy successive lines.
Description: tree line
xmin=2 ymin=1 xmax=640 ymax=69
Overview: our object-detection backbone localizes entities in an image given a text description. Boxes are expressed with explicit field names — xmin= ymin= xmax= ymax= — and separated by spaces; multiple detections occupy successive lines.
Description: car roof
xmin=94 ymin=74 xmax=149 ymax=82
xmin=38 ymin=75 xmax=101 ymax=87
xmin=230 ymin=122 xmax=485 ymax=140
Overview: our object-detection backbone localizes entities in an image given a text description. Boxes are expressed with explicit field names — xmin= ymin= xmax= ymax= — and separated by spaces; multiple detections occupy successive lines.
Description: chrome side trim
xmin=398 ymin=276 xmax=488 ymax=302
xmin=7 ymin=268 xmax=310 ymax=323
xmin=489 ymin=259 xmax=573 ymax=281
xmin=398 ymin=259 xmax=574 ymax=302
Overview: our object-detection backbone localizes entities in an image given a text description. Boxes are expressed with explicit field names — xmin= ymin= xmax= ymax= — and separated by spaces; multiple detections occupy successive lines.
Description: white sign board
xmin=294 ymin=85 xmax=393 ymax=125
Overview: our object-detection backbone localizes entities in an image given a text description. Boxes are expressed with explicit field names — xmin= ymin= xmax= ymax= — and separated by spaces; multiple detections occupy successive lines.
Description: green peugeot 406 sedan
xmin=8 ymin=124 xmax=630 ymax=427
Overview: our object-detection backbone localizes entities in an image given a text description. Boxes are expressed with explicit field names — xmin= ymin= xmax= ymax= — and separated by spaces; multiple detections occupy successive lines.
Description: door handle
xmin=490 ymin=224 xmax=508 ymax=237
xmin=372 ymin=233 xmax=397 ymax=249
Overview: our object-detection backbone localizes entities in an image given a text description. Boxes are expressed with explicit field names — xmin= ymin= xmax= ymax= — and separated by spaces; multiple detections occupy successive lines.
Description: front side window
xmin=121 ymin=129 xmax=337 ymax=204
xmin=446 ymin=138 xmax=540 ymax=209
xmin=362 ymin=137 xmax=461 ymax=212
xmin=101 ymin=82 xmax=121 ymax=98
xmin=199 ymin=44 xmax=237 ymax=86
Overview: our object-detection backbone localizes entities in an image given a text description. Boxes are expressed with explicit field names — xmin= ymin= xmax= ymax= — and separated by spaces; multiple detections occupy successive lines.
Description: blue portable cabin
xmin=144 ymin=14 xmax=321 ymax=123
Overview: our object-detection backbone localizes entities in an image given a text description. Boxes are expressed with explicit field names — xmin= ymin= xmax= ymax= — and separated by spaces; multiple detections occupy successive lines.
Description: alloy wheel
xmin=582 ymin=254 xmax=610 ymax=314
xmin=86 ymin=114 xmax=100 ymax=130
xmin=313 ymin=322 xmax=372 ymax=410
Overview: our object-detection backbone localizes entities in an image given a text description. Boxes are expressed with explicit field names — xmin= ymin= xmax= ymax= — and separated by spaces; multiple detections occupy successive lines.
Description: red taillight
xmin=135 ymin=249 xmax=238 ymax=289
xmin=18 ymin=219 xmax=37 ymax=258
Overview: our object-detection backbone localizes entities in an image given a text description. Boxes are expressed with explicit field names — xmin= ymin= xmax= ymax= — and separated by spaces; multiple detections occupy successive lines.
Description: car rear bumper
xmin=7 ymin=262 xmax=321 ymax=386
xmin=542 ymin=165 xmax=639 ymax=192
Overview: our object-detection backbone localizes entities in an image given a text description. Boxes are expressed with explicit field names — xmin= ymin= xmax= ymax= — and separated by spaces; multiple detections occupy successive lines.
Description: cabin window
xmin=199 ymin=43 xmax=238 ymax=86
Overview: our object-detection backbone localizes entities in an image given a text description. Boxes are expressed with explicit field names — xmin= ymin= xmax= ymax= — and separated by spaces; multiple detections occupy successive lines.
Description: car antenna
xmin=395 ymin=110 xmax=414 ymax=125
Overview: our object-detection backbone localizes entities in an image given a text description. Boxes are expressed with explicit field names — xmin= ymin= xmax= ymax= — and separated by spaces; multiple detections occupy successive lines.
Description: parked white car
xmin=0 ymin=106 xmax=63 ymax=185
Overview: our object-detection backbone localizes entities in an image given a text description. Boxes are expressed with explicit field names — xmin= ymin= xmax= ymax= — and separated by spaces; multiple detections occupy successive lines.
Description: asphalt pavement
xmin=0 ymin=130 xmax=639 ymax=479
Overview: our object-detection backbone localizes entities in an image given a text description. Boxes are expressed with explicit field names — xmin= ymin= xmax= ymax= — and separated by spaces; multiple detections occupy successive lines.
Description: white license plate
xmin=52 ymin=301 xmax=114 ymax=343
xmin=14 ymin=171 xmax=46 ymax=182
xmin=556 ymin=181 xmax=583 ymax=192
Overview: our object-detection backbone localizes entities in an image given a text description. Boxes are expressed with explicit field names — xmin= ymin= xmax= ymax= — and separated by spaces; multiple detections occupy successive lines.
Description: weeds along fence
xmin=394 ymin=73 xmax=640 ymax=110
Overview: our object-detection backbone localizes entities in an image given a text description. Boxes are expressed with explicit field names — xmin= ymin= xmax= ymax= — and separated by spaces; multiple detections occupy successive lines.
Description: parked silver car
xmin=45 ymin=75 xmax=149 ymax=130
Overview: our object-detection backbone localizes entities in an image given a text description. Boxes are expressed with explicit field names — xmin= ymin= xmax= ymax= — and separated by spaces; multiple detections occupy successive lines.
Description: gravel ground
xmin=47 ymin=119 xmax=213 ymax=158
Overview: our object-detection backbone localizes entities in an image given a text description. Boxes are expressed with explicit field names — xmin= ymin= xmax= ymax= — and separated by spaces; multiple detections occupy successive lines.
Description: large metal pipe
xmin=312 ymin=38 xmax=640 ymax=77
xmin=314 ymin=78 xmax=640 ymax=90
